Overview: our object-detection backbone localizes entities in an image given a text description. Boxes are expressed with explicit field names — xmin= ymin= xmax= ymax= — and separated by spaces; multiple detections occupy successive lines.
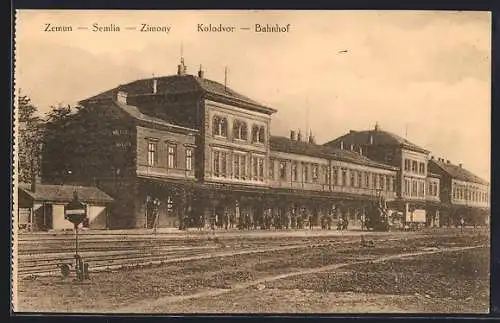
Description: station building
xmin=37 ymin=58 xmax=490 ymax=230
xmin=428 ymin=157 xmax=490 ymax=226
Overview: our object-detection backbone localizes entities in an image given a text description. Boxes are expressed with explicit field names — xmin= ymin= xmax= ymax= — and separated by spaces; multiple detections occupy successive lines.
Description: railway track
xmin=14 ymin=231 xmax=420 ymax=277
xmin=17 ymin=242 xmax=349 ymax=277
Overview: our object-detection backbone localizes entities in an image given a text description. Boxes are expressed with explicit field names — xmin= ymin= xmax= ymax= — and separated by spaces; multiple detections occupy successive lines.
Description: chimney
xmin=152 ymin=78 xmax=158 ymax=94
xmin=308 ymin=130 xmax=315 ymax=144
xmin=349 ymin=130 xmax=356 ymax=134
xmin=116 ymin=91 xmax=128 ymax=104
xmin=431 ymin=156 xmax=434 ymax=160
xmin=374 ymin=122 xmax=380 ymax=131
xmin=177 ymin=57 xmax=187 ymax=76
xmin=31 ymin=172 xmax=41 ymax=193
xmin=297 ymin=130 xmax=302 ymax=142
xmin=198 ymin=65 xmax=204 ymax=78
xmin=447 ymin=160 xmax=450 ymax=164
xmin=340 ymin=141 xmax=344 ymax=150
xmin=290 ymin=130 xmax=296 ymax=141
xmin=459 ymin=163 xmax=463 ymax=168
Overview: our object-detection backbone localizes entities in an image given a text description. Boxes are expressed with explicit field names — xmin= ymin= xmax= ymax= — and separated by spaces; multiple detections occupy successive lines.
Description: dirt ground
xmin=15 ymin=230 xmax=489 ymax=314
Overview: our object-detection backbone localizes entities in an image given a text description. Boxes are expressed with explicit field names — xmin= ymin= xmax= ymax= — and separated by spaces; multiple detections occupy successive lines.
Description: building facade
xmin=323 ymin=125 xmax=436 ymax=226
xmin=429 ymin=157 xmax=490 ymax=226
xmin=39 ymin=58 xmax=489 ymax=230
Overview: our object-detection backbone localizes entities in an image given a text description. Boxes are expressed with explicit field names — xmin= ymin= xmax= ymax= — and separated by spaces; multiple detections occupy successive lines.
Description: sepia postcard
xmin=12 ymin=10 xmax=491 ymax=314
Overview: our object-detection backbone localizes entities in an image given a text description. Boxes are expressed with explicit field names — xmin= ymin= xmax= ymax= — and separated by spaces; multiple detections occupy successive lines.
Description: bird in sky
xmin=338 ymin=50 xmax=349 ymax=53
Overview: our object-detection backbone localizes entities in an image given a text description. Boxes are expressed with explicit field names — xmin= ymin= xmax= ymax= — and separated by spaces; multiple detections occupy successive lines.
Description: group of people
xmin=189 ymin=210 xmax=351 ymax=231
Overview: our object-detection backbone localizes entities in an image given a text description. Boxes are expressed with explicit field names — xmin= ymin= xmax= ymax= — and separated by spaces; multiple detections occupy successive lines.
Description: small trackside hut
xmin=17 ymin=181 xmax=114 ymax=232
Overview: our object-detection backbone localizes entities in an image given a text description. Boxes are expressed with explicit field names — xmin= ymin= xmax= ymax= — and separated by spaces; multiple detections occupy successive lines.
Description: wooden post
xmin=30 ymin=208 xmax=34 ymax=232
xmin=42 ymin=202 xmax=46 ymax=229
xmin=145 ymin=198 xmax=148 ymax=229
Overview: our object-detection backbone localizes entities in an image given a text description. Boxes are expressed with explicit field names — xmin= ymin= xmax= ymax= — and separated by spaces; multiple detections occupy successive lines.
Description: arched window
xmin=251 ymin=125 xmax=265 ymax=143
xmin=258 ymin=126 xmax=265 ymax=143
xmin=213 ymin=116 xmax=220 ymax=136
xmin=213 ymin=115 xmax=228 ymax=137
xmin=220 ymin=118 xmax=228 ymax=137
xmin=233 ymin=120 xmax=248 ymax=140
xmin=251 ymin=125 xmax=259 ymax=142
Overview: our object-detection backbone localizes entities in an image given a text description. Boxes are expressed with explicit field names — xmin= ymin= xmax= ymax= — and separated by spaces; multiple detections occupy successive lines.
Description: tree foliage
xmin=41 ymin=103 xmax=136 ymax=184
xmin=17 ymin=94 xmax=43 ymax=183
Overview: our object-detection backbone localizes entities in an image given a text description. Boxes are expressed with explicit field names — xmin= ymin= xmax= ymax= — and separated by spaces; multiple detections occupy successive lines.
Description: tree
xmin=17 ymin=93 xmax=43 ymax=183
xmin=41 ymin=104 xmax=77 ymax=182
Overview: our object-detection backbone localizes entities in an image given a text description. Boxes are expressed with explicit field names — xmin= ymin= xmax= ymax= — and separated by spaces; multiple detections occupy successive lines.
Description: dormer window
xmin=252 ymin=125 xmax=265 ymax=143
xmin=233 ymin=120 xmax=248 ymax=140
xmin=213 ymin=115 xmax=228 ymax=137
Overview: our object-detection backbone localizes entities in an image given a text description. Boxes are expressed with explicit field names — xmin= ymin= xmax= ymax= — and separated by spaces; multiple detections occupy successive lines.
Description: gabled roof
xmin=19 ymin=183 xmax=114 ymax=204
xmin=324 ymin=129 xmax=429 ymax=154
xmin=270 ymin=135 xmax=398 ymax=171
xmin=113 ymin=101 xmax=198 ymax=133
xmin=430 ymin=160 xmax=489 ymax=186
xmin=79 ymin=74 xmax=276 ymax=115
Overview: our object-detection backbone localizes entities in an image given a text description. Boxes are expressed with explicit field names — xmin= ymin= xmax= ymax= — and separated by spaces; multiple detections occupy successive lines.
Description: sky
xmin=15 ymin=10 xmax=491 ymax=180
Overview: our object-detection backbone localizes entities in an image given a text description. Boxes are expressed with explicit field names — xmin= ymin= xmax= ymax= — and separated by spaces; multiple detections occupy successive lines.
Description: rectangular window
xmin=303 ymin=164 xmax=309 ymax=182
xmin=342 ymin=169 xmax=347 ymax=186
xmin=213 ymin=151 xmax=220 ymax=177
xmin=365 ymin=173 xmax=370 ymax=188
xmin=332 ymin=168 xmax=338 ymax=186
xmin=380 ymin=175 xmax=385 ymax=190
xmin=351 ymin=170 xmax=357 ymax=187
xmin=167 ymin=144 xmax=177 ymax=168
xmin=269 ymin=159 xmax=275 ymax=180
xmin=279 ymin=161 xmax=286 ymax=180
xmin=292 ymin=162 xmax=298 ymax=182
xmin=221 ymin=152 xmax=227 ymax=177
xmin=386 ymin=176 xmax=390 ymax=191
xmin=259 ymin=158 xmax=264 ymax=182
xmin=258 ymin=158 xmax=264 ymax=182
xmin=420 ymin=181 xmax=425 ymax=197
xmin=252 ymin=157 xmax=258 ymax=181
xmin=419 ymin=162 xmax=425 ymax=174
xmin=392 ymin=177 xmax=396 ymax=192
xmin=233 ymin=154 xmax=240 ymax=179
xmin=412 ymin=180 xmax=417 ymax=197
xmin=358 ymin=172 xmax=362 ymax=188
xmin=185 ymin=148 xmax=193 ymax=171
xmin=241 ymin=156 xmax=247 ymax=179
xmin=372 ymin=173 xmax=377 ymax=189
xmin=147 ymin=141 xmax=158 ymax=167
xmin=404 ymin=159 xmax=411 ymax=171
xmin=412 ymin=161 xmax=418 ymax=173
xmin=312 ymin=164 xmax=319 ymax=182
